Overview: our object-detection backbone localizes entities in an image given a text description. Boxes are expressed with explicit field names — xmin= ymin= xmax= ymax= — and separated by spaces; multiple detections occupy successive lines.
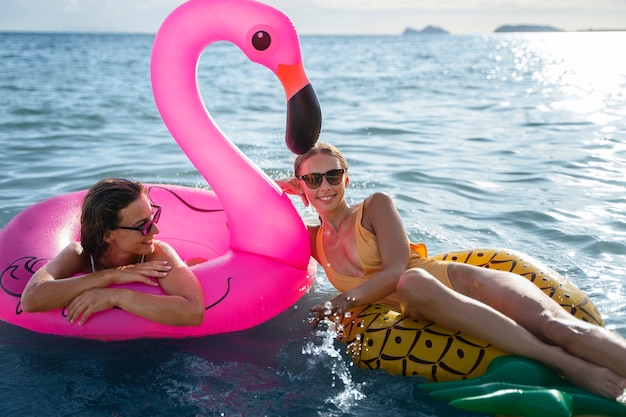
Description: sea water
xmin=1 ymin=31 xmax=625 ymax=416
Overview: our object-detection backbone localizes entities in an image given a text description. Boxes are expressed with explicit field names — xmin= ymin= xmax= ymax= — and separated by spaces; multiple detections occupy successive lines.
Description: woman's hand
xmin=310 ymin=301 xmax=336 ymax=328
xmin=110 ymin=261 xmax=172 ymax=286
xmin=65 ymin=261 xmax=172 ymax=324
xmin=310 ymin=296 xmax=356 ymax=328
xmin=66 ymin=288 xmax=118 ymax=325
xmin=66 ymin=259 xmax=170 ymax=323
xmin=276 ymin=177 xmax=309 ymax=207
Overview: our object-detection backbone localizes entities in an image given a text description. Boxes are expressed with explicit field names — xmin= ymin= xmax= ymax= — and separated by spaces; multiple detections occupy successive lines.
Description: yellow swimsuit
xmin=316 ymin=202 xmax=452 ymax=310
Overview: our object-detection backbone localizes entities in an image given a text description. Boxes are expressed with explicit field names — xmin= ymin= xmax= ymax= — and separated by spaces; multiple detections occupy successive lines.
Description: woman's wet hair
xmin=80 ymin=178 xmax=146 ymax=259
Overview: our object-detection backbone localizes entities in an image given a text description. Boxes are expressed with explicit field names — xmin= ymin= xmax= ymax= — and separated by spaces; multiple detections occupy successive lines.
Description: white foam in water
xmin=301 ymin=318 xmax=366 ymax=413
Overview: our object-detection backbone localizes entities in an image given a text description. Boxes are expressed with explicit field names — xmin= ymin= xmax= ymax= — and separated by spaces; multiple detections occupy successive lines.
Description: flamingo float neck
xmin=151 ymin=0 xmax=320 ymax=267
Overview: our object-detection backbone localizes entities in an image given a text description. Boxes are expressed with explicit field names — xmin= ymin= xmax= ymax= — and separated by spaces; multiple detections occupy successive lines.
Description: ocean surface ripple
xmin=1 ymin=31 xmax=625 ymax=416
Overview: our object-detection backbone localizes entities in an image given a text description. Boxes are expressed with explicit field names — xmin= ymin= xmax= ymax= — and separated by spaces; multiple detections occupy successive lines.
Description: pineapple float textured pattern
xmin=338 ymin=249 xmax=603 ymax=382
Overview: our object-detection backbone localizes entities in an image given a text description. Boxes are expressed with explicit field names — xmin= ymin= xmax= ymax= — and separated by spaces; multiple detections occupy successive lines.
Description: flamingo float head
xmin=234 ymin=3 xmax=322 ymax=155
xmin=151 ymin=0 xmax=318 ymax=267
xmin=152 ymin=0 xmax=321 ymax=155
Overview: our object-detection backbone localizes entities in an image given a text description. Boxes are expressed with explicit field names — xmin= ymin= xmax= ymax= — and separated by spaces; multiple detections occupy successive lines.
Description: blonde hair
xmin=293 ymin=142 xmax=348 ymax=176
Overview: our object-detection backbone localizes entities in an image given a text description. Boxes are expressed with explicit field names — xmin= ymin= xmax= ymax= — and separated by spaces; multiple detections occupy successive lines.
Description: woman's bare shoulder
xmin=57 ymin=242 xmax=86 ymax=259
xmin=363 ymin=192 xmax=396 ymax=215
xmin=307 ymin=224 xmax=321 ymax=259
xmin=361 ymin=192 xmax=402 ymax=231
xmin=151 ymin=240 xmax=178 ymax=258
xmin=38 ymin=242 xmax=88 ymax=278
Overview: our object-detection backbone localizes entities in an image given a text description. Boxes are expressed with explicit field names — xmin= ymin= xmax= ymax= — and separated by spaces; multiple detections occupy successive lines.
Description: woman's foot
xmin=562 ymin=359 xmax=626 ymax=400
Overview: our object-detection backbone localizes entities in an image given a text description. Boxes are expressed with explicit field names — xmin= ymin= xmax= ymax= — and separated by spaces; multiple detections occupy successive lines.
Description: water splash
xmin=301 ymin=314 xmax=366 ymax=413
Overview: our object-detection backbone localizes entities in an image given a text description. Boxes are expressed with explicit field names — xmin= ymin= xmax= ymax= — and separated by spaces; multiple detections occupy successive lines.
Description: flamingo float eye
xmin=251 ymin=30 xmax=271 ymax=51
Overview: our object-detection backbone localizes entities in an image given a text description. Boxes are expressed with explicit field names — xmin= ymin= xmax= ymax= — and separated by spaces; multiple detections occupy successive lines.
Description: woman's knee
xmin=396 ymin=268 xmax=440 ymax=314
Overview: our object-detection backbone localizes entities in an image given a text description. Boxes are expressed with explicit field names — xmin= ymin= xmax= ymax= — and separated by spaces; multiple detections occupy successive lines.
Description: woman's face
xmin=104 ymin=195 xmax=160 ymax=257
xmin=298 ymin=153 xmax=348 ymax=211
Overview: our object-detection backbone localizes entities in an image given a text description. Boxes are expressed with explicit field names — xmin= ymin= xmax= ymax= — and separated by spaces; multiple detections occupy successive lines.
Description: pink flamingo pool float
xmin=0 ymin=0 xmax=320 ymax=340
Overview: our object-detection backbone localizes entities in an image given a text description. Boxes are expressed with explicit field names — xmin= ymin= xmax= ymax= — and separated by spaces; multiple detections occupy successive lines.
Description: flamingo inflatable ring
xmin=0 ymin=0 xmax=320 ymax=340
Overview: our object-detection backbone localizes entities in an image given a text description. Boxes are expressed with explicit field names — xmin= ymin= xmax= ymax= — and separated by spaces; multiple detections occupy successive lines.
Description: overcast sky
xmin=1 ymin=0 xmax=624 ymax=35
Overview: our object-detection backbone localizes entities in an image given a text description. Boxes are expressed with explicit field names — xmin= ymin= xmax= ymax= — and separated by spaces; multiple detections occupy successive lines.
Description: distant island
xmin=494 ymin=24 xmax=563 ymax=33
xmin=403 ymin=25 xmax=449 ymax=35
xmin=401 ymin=23 xmax=624 ymax=35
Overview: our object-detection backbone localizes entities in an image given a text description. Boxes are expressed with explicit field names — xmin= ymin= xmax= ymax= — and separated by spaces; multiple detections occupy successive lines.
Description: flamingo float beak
xmin=278 ymin=62 xmax=321 ymax=154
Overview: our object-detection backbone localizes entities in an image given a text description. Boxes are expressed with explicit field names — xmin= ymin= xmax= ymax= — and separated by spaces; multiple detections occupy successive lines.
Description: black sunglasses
xmin=297 ymin=169 xmax=345 ymax=189
xmin=117 ymin=205 xmax=161 ymax=236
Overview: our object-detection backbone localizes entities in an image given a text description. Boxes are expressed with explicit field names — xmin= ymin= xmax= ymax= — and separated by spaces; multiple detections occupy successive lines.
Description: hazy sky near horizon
xmin=1 ymin=0 xmax=625 ymax=35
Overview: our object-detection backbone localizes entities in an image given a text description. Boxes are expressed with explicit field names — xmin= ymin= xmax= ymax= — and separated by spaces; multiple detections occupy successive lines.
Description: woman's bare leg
xmin=396 ymin=268 xmax=626 ymax=399
xmin=447 ymin=262 xmax=626 ymax=379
